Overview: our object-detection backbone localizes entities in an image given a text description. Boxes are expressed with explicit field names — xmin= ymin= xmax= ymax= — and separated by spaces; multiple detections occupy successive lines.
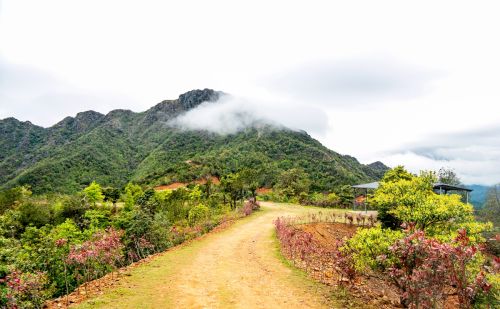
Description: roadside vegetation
xmin=274 ymin=166 xmax=499 ymax=308
xmin=0 ymin=178 xmax=259 ymax=308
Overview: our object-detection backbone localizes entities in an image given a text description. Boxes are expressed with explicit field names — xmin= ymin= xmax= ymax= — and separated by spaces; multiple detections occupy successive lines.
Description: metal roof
xmin=352 ymin=182 xmax=380 ymax=189
xmin=433 ymin=182 xmax=473 ymax=192
xmin=352 ymin=181 xmax=473 ymax=192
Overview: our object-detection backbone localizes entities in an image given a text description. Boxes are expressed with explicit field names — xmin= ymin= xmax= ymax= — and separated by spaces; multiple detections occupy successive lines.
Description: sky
xmin=1 ymin=0 xmax=499 ymax=185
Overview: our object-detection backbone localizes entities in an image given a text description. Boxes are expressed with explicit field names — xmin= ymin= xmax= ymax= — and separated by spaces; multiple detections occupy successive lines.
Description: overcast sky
xmin=1 ymin=0 xmax=499 ymax=185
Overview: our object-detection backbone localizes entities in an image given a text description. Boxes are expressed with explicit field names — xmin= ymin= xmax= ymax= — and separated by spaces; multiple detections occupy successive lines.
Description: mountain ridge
xmin=0 ymin=89 xmax=388 ymax=193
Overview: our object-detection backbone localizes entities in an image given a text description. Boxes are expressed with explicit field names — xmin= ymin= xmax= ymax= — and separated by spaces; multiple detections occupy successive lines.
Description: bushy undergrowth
xmin=387 ymin=229 xmax=494 ymax=308
xmin=274 ymin=167 xmax=499 ymax=308
xmin=274 ymin=215 xmax=358 ymax=286
xmin=344 ymin=226 xmax=403 ymax=271
xmin=0 ymin=182 xmax=254 ymax=307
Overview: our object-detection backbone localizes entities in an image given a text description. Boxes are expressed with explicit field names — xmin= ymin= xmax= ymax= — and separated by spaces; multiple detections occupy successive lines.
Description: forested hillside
xmin=0 ymin=89 xmax=387 ymax=193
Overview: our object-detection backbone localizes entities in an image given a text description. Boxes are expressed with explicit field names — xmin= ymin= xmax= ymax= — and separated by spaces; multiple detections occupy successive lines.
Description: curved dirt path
xmin=77 ymin=202 xmax=337 ymax=309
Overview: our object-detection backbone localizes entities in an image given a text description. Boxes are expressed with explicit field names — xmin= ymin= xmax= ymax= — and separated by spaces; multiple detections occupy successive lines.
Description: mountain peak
xmin=177 ymin=88 xmax=221 ymax=110
xmin=144 ymin=89 xmax=222 ymax=124
xmin=75 ymin=110 xmax=104 ymax=122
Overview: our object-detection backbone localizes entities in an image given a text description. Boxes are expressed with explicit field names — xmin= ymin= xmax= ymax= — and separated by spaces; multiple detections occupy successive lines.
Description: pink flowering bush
xmin=67 ymin=228 xmax=124 ymax=286
xmin=5 ymin=270 xmax=52 ymax=309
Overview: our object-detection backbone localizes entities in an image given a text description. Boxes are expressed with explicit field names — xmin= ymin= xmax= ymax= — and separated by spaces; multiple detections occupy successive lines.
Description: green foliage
xmin=188 ymin=204 xmax=210 ymax=226
xmin=102 ymin=186 xmax=120 ymax=204
xmin=437 ymin=167 xmax=461 ymax=185
xmin=474 ymin=272 xmax=500 ymax=308
xmin=82 ymin=181 xmax=104 ymax=206
xmin=381 ymin=165 xmax=414 ymax=183
xmin=188 ymin=185 xmax=202 ymax=203
xmin=337 ymin=185 xmax=354 ymax=207
xmin=373 ymin=168 xmax=491 ymax=239
xmin=477 ymin=185 xmax=500 ymax=255
xmin=221 ymin=173 xmax=244 ymax=209
xmin=84 ymin=209 xmax=111 ymax=230
xmin=1 ymin=95 xmax=387 ymax=194
xmin=344 ymin=226 xmax=403 ymax=271
xmin=123 ymin=183 xmax=143 ymax=211
xmin=274 ymin=168 xmax=311 ymax=198
xmin=0 ymin=186 xmax=31 ymax=214
xmin=58 ymin=195 xmax=89 ymax=227
xmin=18 ymin=202 xmax=51 ymax=228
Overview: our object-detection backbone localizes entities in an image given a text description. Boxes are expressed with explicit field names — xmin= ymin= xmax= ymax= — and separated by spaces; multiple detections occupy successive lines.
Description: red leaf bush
xmin=387 ymin=229 xmax=493 ymax=308
xmin=5 ymin=270 xmax=52 ymax=309
xmin=67 ymin=228 xmax=124 ymax=286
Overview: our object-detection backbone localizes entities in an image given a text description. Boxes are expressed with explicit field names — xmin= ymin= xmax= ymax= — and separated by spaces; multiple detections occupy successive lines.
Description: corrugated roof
xmin=352 ymin=182 xmax=379 ymax=189
xmin=352 ymin=181 xmax=473 ymax=192
xmin=433 ymin=182 xmax=473 ymax=192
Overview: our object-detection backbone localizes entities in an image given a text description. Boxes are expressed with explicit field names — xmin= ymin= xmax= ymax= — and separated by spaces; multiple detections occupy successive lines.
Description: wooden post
xmin=365 ymin=188 xmax=368 ymax=213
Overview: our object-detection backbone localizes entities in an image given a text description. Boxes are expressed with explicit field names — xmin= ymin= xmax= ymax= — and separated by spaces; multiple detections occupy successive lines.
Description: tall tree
xmin=437 ymin=167 xmax=461 ymax=185
xmin=82 ymin=181 xmax=104 ymax=206
xmin=221 ymin=173 xmax=244 ymax=209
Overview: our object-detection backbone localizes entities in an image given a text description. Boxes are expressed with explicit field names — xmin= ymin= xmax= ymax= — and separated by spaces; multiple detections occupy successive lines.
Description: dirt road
xmin=77 ymin=202 xmax=337 ymax=309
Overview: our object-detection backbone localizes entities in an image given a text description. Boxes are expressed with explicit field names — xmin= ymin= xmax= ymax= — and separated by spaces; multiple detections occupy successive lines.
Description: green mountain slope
xmin=0 ymin=89 xmax=387 ymax=193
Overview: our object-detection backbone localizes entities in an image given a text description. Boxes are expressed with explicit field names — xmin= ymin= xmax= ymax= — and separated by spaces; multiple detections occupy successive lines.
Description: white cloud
xmin=1 ymin=0 xmax=499 ymax=184
xmin=169 ymin=94 xmax=329 ymax=135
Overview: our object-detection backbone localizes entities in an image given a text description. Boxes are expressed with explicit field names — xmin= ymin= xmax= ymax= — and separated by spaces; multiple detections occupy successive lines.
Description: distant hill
xmin=468 ymin=184 xmax=490 ymax=208
xmin=0 ymin=89 xmax=388 ymax=193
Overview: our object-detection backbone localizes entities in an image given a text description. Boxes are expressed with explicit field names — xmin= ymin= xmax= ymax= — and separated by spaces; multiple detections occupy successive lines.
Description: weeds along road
xmin=76 ymin=202 xmax=341 ymax=309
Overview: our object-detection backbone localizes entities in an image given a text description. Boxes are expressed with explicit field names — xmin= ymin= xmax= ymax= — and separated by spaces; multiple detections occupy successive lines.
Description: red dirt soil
xmin=294 ymin=223 xmax=401 ymax=308
xmin=154 ymin=182 xmax=187 ymax=190
xmin=256 ymin=187 xmax=272 ymax=195
xmin=154 ymin=176 xmax=220 ymax=191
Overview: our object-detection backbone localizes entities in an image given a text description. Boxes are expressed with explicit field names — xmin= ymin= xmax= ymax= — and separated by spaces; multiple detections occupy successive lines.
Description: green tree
xmin=337 ymin=185 xmax=354 ymax=207
xmin=18 ymin=202 xmax=51 ymax=228
xmin=274 ymin=168 xmax=311 ymax=199
xmin=477 ymin=185 xmax=500 ymax=254
xmin=102 ymin=186 xmax=120 ymax=211
xmin=123 ymin=183 xmax=143 ymax=211
xmin=82 ymin=182 xmax=104 ymax=206
xmin=188 ymin=203 xmax=210 ymax=226
xmin=373 ymin=168 xmax=491 ymax=240
xmin=381 ymin=165 xmax=414 ymax=183
xmin=221 ymin=173 xmax=244 ymax=209
xmin=0 ymin=186 xmax=32 ymax=214
xmin=240 ymin=168 xmax=260 ymax=199
xmin=437 ymin=167 xmax=461 ymax=185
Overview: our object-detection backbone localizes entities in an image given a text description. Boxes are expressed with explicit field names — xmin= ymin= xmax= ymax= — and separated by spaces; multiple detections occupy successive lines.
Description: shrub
xmin=274 ymin=217 xmax=323 ymax=262
xmin=18 ymin=202 xmax=51 ymax=228
xmin=474 ymin=272 xmax=499 ymax=308
xmin=335 ymin=240 xmax=357 ymax=285
xmin=188 ymin=204 xmax=210 ymax=226
xmin=345 ymin=226 xmax=403 ymax=271
xmin=67 ymin=228 xmax=124 ymax=285
xmin=387 ymin=229 xmax=493 ymax=308
xmin=373 ymin=168 xmax=491 ymax=239
xmin=241 ymin=199 xmax=260 ymax=216
xmin=5 ymin=270 xmax=53 ymax=309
